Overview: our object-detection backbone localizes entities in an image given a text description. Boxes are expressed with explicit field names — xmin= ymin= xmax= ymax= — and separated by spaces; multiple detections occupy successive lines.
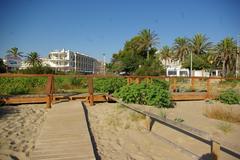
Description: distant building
xmin=3 ymin=54 xmax=22 ymax=71
xmin=42 ymin=49 xmax=101 ymax=73
xmin=160 ymin=57 xmax=216 ymax=77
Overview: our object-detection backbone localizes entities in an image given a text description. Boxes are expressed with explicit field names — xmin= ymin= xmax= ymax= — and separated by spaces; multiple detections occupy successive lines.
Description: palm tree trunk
xmin=222 ymin=60 xmax=225 ymax=77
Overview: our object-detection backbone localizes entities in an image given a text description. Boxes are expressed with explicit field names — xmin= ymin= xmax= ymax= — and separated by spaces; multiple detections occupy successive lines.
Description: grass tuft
xmin=204 ymin=106 xmax=240 ymax=123
xmin=217 ymin=122 xmax=232 ymax=134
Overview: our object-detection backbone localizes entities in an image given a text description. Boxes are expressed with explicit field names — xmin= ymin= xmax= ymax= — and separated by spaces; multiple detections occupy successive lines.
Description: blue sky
xmin=0 ymin=0 xmax=239 ymax=62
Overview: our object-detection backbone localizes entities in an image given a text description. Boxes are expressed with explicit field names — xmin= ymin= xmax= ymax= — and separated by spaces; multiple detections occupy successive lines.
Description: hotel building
xmin=43 ymin=49 xmax=101 ymax=73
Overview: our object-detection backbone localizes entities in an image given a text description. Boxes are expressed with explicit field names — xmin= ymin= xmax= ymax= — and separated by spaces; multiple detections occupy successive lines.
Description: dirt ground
xmin=86 ymin=101 xmax=240 ymax=160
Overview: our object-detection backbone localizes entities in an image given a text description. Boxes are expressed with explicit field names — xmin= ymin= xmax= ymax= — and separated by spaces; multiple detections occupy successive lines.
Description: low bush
xmin=218 ymin=89 xmax=240 ymax=104
xmin=94 ymin=78 xmax=127 ymax=94
xmin=0 ymin=77 xmax=47 ymax=95
xmin=115 ymin=80 xmax=172 ymax=108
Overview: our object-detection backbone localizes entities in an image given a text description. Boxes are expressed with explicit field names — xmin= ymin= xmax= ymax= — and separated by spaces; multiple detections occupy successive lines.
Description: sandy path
xmin=87 ymin=103 xmax=192 ymax=160
xmin=0 ymin=104 xmax=48 ymax=160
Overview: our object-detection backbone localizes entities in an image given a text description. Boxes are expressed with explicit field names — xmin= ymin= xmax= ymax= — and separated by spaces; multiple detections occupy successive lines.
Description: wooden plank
xmin=3 ymin=97 xmax=47 ymax=104
xmin=171 ymin=92 xmax=207 ymax=101
xmin=31 ymin=101 xmax=95 ymax=160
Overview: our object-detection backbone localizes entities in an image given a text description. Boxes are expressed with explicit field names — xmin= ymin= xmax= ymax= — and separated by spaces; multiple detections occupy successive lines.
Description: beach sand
xmin=86 ymin=101 xmax=240 ymax=160
xmin=0 ymin=104 xmax=48 ymax=160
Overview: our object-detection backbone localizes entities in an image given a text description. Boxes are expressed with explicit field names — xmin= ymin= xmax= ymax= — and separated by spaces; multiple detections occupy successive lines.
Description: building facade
xmin=43 ymin=49 xmax=101 ymax=73
xmin=3 ymin=54 xmax=22 ymax=71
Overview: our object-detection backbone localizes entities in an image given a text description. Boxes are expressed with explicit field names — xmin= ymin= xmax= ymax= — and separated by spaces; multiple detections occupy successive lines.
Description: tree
xmin=109 ymin=29 xmax=160 ymax=75
xmin=26 ymin=52 xmax=42 ymax=67
xmin=0 ymin=58 xmax=6 ymax=73
xmin=215 ymin=37 xmax=237 ymax=76
xmin=182 ymin=54 xmax=210 ymax=70
xmin=7 ymin=47 xmax=23 ymax=57
xmin=138 ymin=29 xmax=159 ymax=60
xmin=190 ymin=33 xmax=212 ymax=55
xmin=159 ymin=45 xmax=173 ymax=68
xmin=173 ymin=37 xmax=190 ymax=62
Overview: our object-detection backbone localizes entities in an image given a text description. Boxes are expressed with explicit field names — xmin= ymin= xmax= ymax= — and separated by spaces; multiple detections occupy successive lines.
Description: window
xmin=168 ymin=70 xmax=177 ymax=76
xmin=180 ymin=71 xmax=188 ymax=76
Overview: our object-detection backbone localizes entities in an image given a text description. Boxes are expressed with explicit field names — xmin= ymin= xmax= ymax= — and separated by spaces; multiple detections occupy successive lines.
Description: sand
xmin=86 ymin=101 xmax=240 ymax=160
xmin=0 ymin=104 xmax=48 ymax=160
xmin=131 ymin=101 xmax=240 ymax=151
xmin=87 ymin=103 xmax=192 ymax=160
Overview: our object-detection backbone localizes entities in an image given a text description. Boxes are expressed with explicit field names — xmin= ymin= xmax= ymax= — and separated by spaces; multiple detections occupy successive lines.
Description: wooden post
xmin=211 ymin=140 xmax=220 ymax=160
xmin=145 ymin=115 xmax=152 ymax=131
xmin=46 ymin=75 xmax=54 ymax=108
xmin=173 ymin=78 xmax=176 ymax=92
xmin=127 ymin=77 xmax=131 ymax=85
xmin=88 ymin=77 xmax=94 ymax=106
xmin=206 ymin=78 xmax=210 ymax=99
xmin=191 ymin=77 xmax=194 ymax=92
xmin=135 ymin=77 xmax=140 ymax=84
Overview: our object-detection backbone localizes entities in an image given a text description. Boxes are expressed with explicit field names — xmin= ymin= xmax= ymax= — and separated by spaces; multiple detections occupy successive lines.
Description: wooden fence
xmin=0 ymin=74 xmax=240 ymax=107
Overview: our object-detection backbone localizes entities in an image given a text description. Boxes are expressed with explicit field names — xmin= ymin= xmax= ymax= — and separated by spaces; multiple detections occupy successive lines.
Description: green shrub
xmin=145 ymin=84 xmax=171 ymax=107
xmin=94 ymin=78 xmax=127 ymax=94
xmin=71 ymin=77 xmax=87 ymax=87
xmin=115 ymin=80 xmax=172 ymax=108
xmin=0 ymin=77 xmax=47 ymax=95
xmin=114 ymin=82 xmax=147 ymax=104
xmin=218 ymin=89 xmax=240 ymax=104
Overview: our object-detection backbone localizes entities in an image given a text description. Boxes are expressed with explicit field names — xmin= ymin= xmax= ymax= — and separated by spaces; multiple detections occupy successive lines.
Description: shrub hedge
xmin=218 ymin=89 xmax=240 ymax=105
xmin=114 ymin=80 xmax=172 ymax=108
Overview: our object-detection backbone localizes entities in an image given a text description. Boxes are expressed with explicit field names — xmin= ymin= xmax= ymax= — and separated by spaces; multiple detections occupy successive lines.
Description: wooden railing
xmin=0 ymin=74 xmax=54 ymax=108
xmin=1 ymin=73 xmax=240 ymax=107
xmin=107 ymin=95 xmax=240 ymax=160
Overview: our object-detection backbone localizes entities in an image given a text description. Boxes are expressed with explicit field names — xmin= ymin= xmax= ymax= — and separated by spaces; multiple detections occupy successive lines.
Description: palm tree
xmin=26 ymin=52 xmax=42 ymax=67
xmin=190 ymin=33 xmax=212 ymax=55
xmin=138 ymin=29 xmax=159 ymax=60
xmin=7 ymin=47 xmax=23 ymax=57
xmin=215 ymin=37 xmax=237 ymax=76
xmin=159 ymin=45 xmax=172 ymax=68
xmin=173 ymin=37 xmax=190 ymax=62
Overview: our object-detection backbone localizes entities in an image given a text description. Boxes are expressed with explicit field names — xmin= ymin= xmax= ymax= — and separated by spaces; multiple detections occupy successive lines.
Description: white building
xmin=43 ymin=49 xmax=101 ymax=73
xmin=3 ymin=54 xmax=22 ymax=71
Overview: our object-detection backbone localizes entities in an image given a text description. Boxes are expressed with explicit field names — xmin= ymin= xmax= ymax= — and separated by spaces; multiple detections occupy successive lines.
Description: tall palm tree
xmin=7 ymin=47 xmax=23 ymax=57
xmin=215 ymin=37 xmax=237 ymax=76
xmin=26 ymin=52 xmax=42 ymax=67
xmin=138 ymin=29 xmax=159 ymax=60
xmin=190 ymin=33 xmax=212 ymax=55
xmin=173 ymin=37 xmax=190 ymax=62
xmin=159 ymin=45 xmax=172 ymax=68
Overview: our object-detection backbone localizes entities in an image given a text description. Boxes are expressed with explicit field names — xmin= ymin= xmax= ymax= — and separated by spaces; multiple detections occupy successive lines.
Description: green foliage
xmin=135 ymin=57 xmax=165 ymax=76
xmin=115 ymin=80 xmax=172 ymax=108
xmin=182 ymin=54 xmax=210 ymax=70
xmin=114 ymin=83 xmax=147 ymax=104
xmin=0 ymin=58 xmax=6 ymax=73
xmin=19 ymin=65 xmax=55 ymax=74
xmin=94 ymin=78 xmax=127 ymax=94
xmin=54 ymin=77 xmax=87 ymax=92
xmin=109 ymin=29 xmax=161 ymax=75
xmin=71 ymin=77 xmax=87 ymax=87
xmin=0 ymin=77 xmax=47 ymax=95
xmin=145 ymin=84 xmax=171 ymax=107
xmin=174 ymin=117 xmax=184 ymax=123
xmin=218 ymin=89 xmax=240 ymax=104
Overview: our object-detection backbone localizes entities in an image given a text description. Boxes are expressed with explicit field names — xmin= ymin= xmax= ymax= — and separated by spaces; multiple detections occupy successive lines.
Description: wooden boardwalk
xmin=31 ymin=100 xmax=95 ymax=160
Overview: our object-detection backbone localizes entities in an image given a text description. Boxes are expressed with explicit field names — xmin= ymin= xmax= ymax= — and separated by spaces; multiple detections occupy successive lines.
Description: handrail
xmin=107 ymin=95 xmax=240 ymax=159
